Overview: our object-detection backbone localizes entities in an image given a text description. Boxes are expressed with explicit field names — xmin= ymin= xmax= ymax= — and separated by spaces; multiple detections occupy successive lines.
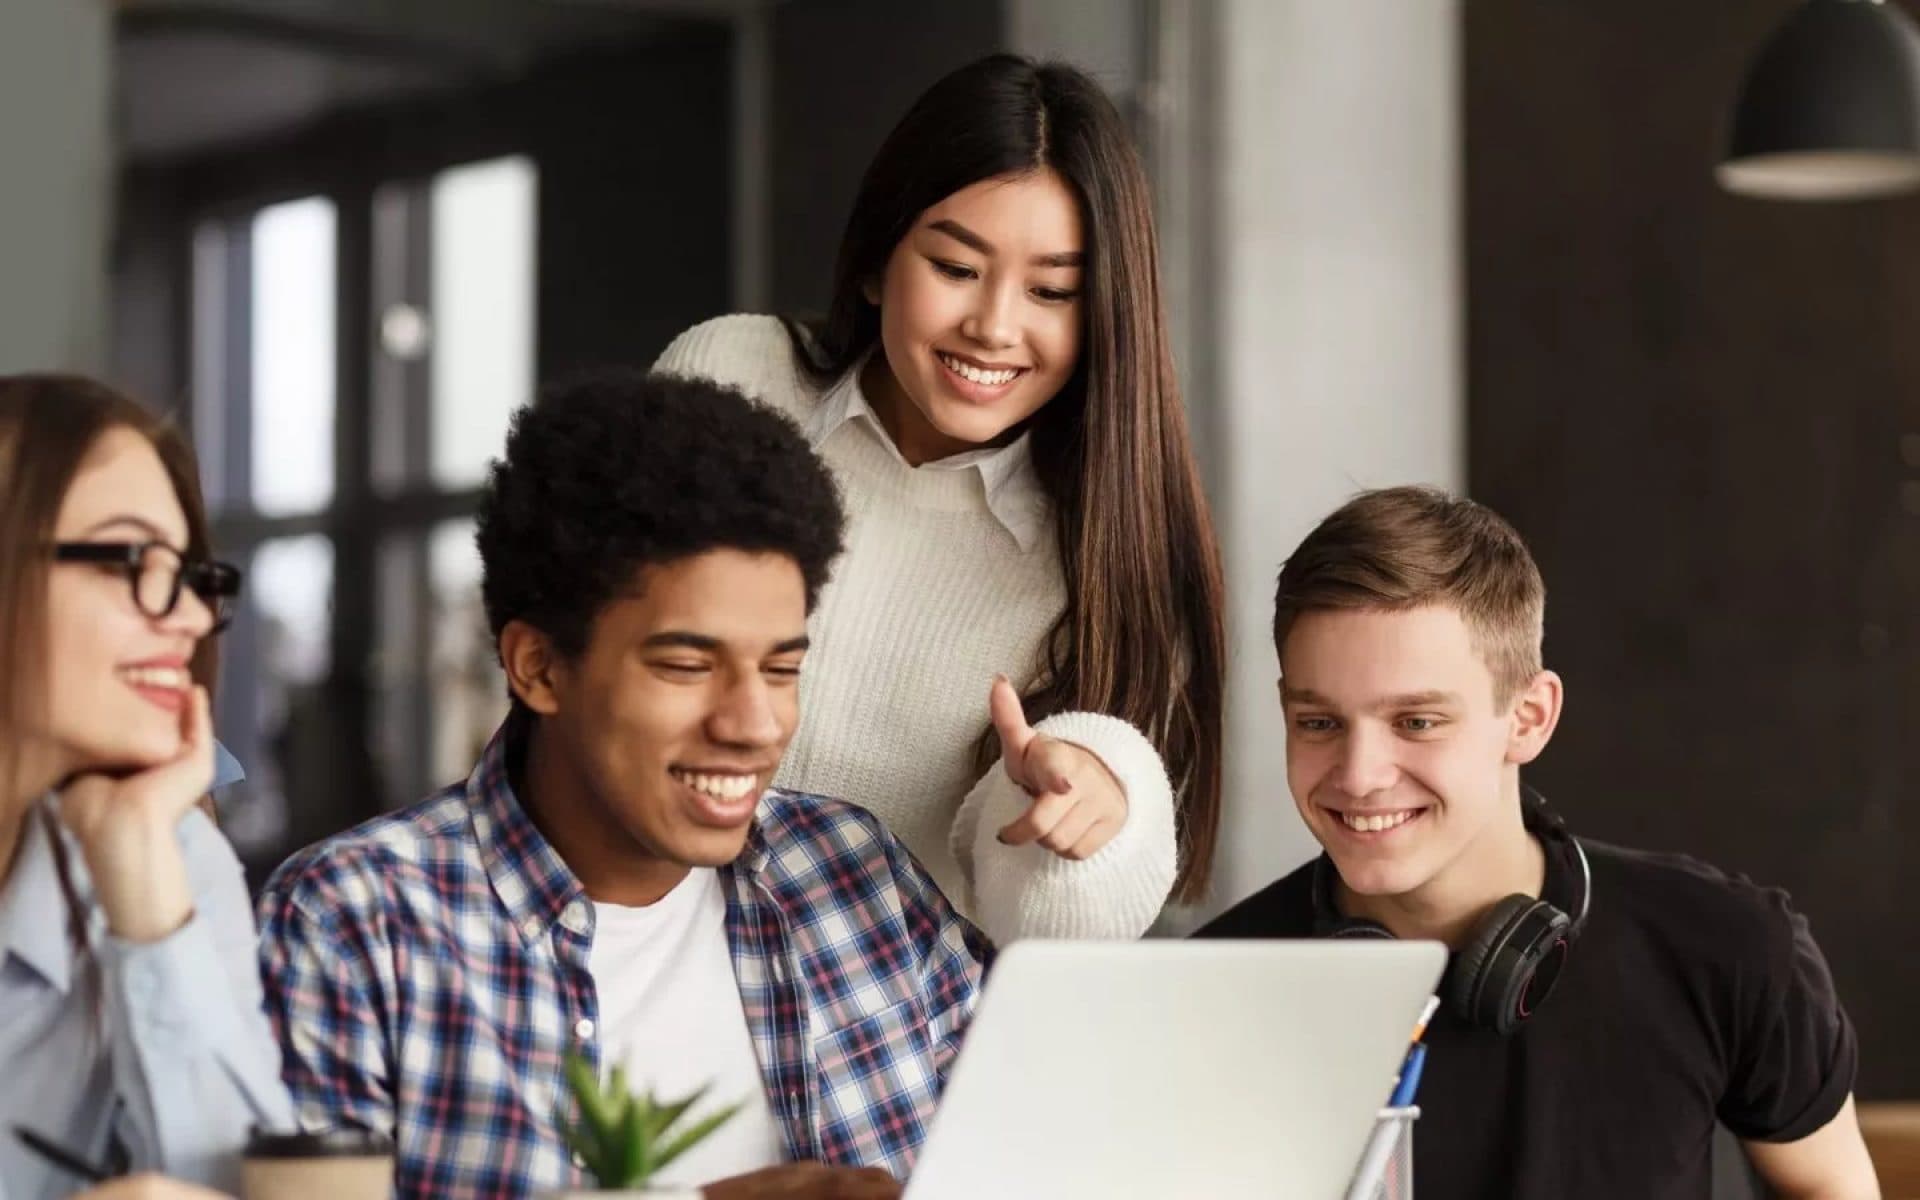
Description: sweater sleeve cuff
xmin=952 ymin=711 xmax=1178 ymax=945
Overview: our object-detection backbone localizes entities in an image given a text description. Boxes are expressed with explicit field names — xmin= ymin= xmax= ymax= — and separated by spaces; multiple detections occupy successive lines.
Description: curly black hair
xmin=475 ymin=369 xmax=845 ymax=658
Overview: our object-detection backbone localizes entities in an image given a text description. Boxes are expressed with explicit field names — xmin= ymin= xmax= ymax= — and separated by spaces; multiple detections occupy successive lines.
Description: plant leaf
xmin=565 ymin=1053 xmax=618 ymax=1145
xmin=647 ymin=1083 xmax=709 ymax=1142
xmin=618 ymin=1092 xmax=651 ymax=1187
xmin=632 ymin=1088 xmax=658 ymax=1141
xmin=607 ymin=1067 xmax=637 ymax=1145
xmin=651 ymin=1100 xmax=744 ymax=1175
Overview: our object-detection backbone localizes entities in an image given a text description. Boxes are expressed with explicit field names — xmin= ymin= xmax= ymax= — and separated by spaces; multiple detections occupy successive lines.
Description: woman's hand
xmin=58 ymin=686 xmax=214 ymax=943
xmin=988 ymin=676 xmax=1128 ymax=860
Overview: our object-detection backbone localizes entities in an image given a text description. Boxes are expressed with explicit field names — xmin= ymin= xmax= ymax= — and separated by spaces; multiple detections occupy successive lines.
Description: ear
xmin=1504 ymin=669 xmax=1563 ymax=766
xmin=861 ymin=276 xmax=881 ymax=306
xmin=499 ymin=620 xmax=566 ymax=716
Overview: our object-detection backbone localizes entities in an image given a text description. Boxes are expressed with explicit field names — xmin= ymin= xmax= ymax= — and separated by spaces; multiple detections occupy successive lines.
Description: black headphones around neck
xmin=1310 ymin=792 xmax=1593 ymax=1037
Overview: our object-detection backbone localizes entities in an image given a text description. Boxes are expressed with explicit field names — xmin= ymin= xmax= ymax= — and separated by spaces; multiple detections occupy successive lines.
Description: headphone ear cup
xmin=1326 ymin=918 xmax=1395 ymax=940
xmin=1445 ymin=895 xmax=1531 ymax=1028
xmin=1445 ymin=896 xmax=1571 ymax=1035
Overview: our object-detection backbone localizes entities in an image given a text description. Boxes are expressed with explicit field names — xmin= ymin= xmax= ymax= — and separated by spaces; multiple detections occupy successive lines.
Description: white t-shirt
xmin=587 ymin=869 xmax=786 ymax=1187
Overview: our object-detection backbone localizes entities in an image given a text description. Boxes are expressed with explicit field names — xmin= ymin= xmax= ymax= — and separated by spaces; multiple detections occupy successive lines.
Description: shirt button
xmin=574 ymin=1018 xmax=595 ymax=1040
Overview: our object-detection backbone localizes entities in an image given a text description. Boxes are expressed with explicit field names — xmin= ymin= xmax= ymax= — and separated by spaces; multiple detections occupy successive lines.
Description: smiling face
xmin=1280 ymin=605 xmax=1560 ymax=912
xmin=861 ymin=168 xmax=1086 ymax=465
xmin=36 ymin=427 xmax=215 ymax=779
xmin=512 ymin=549 xmax=809 ymax=901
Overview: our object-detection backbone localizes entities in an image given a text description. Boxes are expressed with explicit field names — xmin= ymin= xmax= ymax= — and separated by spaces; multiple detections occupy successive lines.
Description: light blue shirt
xmin=211 ymin=741 xmax=244 ymax=792
xmin=0 ymin=797 xmax=292 ymax=1199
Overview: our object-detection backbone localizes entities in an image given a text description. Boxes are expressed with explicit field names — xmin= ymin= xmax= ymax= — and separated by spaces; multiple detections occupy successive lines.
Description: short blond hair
xmin=1273 ymin=486 xmax=1546 ymax=703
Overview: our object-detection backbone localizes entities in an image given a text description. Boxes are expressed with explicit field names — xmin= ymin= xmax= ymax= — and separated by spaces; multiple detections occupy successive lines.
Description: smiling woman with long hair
xmin=655 ymin=55 xmax=1226 ymax=942
xmin=0 ymin=375 xmax=291 ymax=1198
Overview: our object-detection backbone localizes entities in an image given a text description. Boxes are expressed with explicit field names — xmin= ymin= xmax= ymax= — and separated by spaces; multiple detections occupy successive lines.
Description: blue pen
xmin=1388 ymin=1042 xmax=1428 ymax=1108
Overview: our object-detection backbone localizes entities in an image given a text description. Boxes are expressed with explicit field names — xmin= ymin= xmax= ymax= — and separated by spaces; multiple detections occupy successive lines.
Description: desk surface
xmin=1858 ymin=1103 xmax=1920 ymax=1198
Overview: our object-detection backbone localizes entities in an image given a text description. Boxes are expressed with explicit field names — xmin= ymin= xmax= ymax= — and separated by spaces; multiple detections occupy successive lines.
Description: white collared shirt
xmin=800 ymin=351 xmax=1051 ymax=554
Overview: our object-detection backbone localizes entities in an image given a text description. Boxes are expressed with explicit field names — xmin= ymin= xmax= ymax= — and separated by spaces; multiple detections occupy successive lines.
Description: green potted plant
xmin=542 ymin=1051 xmax=743 ymax=1199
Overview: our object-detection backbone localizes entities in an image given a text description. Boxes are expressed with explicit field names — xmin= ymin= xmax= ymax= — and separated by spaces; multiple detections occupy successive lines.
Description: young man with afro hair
xmin=258 ymin=371 xmax=990 ymax=1200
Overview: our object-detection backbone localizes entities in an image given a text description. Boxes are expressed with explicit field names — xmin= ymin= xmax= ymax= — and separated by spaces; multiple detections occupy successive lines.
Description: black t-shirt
xmin=1195 ymin=830 xmax=1857 ymax=1200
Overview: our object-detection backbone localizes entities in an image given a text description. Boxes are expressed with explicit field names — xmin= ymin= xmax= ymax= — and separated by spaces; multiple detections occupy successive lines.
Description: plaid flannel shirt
xmin=256 ymin=720 xmax=993 ymax=1199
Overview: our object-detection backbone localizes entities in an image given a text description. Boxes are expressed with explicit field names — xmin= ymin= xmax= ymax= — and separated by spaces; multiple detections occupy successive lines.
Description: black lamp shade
xmin=1719 ymin=0 xmax=1920 ymax=199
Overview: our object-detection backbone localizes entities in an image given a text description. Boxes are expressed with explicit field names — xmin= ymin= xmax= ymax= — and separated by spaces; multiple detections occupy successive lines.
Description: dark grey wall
xmin=531 ymin=31 xmax=732 ymax=376
xmin=768 ymin=0 xmax=1002 ymax=315
xmin=1467 ymin=0 xmax=1920 ymax=1098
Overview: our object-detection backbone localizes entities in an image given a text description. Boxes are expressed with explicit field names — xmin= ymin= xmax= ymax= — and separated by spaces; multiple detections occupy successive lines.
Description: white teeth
xmin=1340 ymin=810 xmax=1417 ymax=833
xmin=674 ymin=771 xmax=758 ymax=801
xmin=121 ymin=666 xmax=188 ymax=690
xmin=939 ymin=353 xmax=1021 ymax=386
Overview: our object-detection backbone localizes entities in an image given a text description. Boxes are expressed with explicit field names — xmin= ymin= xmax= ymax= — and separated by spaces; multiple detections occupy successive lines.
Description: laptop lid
xmin=906 ymin=939 xmax=1446 ymax=1200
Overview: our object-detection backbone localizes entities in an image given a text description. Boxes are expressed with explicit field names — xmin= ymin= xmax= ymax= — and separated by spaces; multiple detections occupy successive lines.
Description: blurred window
xmin=190 ymin=158 xmax=536 ymax=862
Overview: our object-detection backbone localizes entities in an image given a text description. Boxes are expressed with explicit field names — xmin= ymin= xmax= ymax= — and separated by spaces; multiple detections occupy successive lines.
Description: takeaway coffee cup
xmin=241 ymin=1127 xmax=394 ymax=1200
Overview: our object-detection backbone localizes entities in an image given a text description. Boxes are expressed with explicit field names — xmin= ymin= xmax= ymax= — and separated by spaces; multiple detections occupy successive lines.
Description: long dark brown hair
xmin=0 ymin=374 xmax=221 ymax=957
xmin=786 ymin=54 xmax=1227 ymax=899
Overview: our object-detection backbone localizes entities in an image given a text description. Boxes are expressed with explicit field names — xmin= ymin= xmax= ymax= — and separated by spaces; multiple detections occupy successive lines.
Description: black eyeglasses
xmin=51 ymin=541 xmax=244 ymax=633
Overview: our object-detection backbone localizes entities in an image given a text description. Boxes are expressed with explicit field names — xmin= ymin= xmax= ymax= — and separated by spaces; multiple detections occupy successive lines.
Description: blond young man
xmin=1199 ymin=487 xmax=1878 ymax=1199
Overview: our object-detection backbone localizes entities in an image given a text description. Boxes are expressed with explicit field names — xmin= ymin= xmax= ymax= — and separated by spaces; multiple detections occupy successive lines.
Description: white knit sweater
xmin=653 ymin=315 xmax=1178 ymax=943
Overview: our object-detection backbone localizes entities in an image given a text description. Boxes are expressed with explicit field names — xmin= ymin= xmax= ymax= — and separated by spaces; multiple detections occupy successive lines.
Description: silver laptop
xmin=905 ymin=939 xmax=1447 ymax=1200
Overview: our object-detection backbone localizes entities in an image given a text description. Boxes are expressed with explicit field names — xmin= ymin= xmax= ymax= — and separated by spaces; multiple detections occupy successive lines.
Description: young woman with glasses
xmin=0 ymin=374 xmax=291 ymax=1200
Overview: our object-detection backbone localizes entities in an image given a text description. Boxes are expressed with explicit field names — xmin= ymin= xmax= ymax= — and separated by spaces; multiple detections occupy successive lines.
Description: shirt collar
xmin=468 ymin=713 xmax=785 ymax=942
xmin=468 ymin=715 xmax=591 ymax=946
xmin=807 ymin=357 xmax=1051 ymax=553
xmin=0 ymin=799 xmax=81 ymax=992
